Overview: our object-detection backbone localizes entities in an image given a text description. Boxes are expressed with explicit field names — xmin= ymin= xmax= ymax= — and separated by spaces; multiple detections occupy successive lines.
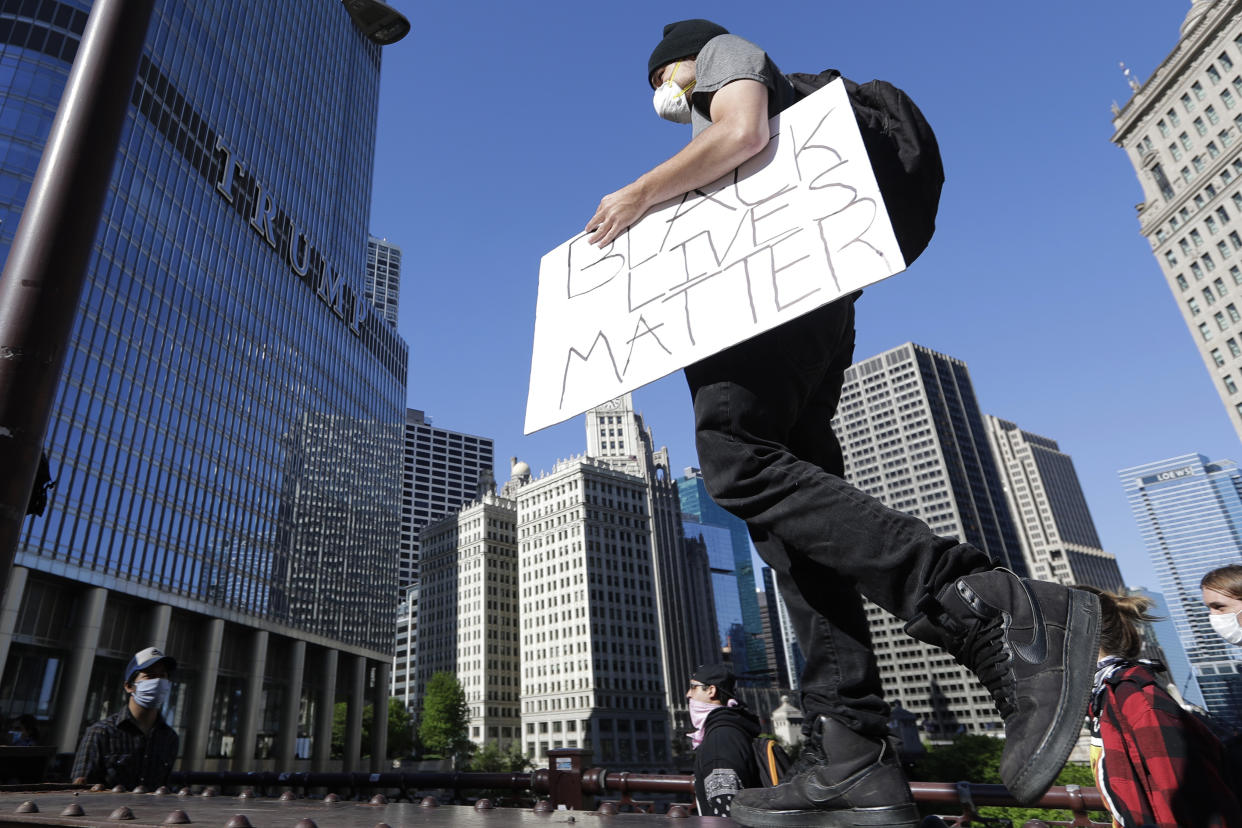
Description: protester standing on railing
xmin=586 ymin=18 xmax=1101 ymax=828
xmin=1202 ymin=564 xmax=1242 ymax=646
xmin=1079 ymin=586 xmax=1242 ymax=828
xmin=686 ymin=664 xmax=761 ymax=817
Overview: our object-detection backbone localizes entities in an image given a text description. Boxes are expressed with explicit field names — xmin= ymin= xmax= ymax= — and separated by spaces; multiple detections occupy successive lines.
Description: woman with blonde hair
xmin=1201 ymin=564 xmax=1242 ymax=644
xmin=1078 ymin=585 xmax=1241 ymax=827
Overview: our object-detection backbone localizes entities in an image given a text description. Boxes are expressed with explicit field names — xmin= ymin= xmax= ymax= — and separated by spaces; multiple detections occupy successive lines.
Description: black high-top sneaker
xmin=904 ymin=569 xmax=1101 ymax=804
xmin=729 ymin=715 xmax=918 ymax=828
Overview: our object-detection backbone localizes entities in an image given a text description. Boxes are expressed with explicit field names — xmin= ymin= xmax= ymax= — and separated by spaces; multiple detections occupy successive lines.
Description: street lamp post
xmin=0 ymin=0 xmax=157 ymax=600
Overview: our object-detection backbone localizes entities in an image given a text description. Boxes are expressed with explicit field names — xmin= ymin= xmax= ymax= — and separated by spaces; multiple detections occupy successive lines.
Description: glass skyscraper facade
xmin=677 ymin=470 xmax=767 ymax=682
xmin=0 ymin=0 xmax=407 ymax=770
xmin=1120 ymin=454 xmax=1242 ymax=726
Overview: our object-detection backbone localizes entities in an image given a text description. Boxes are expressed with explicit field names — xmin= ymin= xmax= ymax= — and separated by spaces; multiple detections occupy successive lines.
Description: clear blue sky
xmin=368 ymin=1 xmax=1238 ymax=594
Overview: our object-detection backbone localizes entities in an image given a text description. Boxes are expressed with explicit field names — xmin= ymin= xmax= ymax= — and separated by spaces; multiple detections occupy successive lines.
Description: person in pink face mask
xmin=1202 ymin=565 xmax=1242 ymax=645
xmin=686 ymin=664 xmax=761 ymax=817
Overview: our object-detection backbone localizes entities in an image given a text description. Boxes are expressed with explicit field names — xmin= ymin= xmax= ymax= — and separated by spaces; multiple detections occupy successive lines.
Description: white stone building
xmin=1113 ymin=0 xmax=1242 ymax=440
xmin=585 ymin=395 xmax=717 ymax=730
xmin=414 ymin=493 xmax=521 ymax=750
xmin=512 ymin=456 xmax=672 ymax=769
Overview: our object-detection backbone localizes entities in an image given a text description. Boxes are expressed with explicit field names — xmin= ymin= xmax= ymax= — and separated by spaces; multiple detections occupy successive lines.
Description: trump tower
xmin=0 ymin=0 xmax=409 ymax=770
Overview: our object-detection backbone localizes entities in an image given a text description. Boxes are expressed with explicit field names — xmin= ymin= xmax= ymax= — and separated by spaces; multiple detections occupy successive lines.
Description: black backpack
xmin=787 ymin=70 xmax=944 ymax=266
xmin=752 ymin=736 xmax=792 ymax=787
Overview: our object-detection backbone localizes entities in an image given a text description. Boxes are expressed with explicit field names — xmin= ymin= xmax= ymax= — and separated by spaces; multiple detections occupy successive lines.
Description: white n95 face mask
xmin=1210 ymin=610 xmax=1242 ymax=644
xmin=133 ymin=677 xmax=172 ymax=709
xmin=653 ymin=61 xmax=695 ymax=123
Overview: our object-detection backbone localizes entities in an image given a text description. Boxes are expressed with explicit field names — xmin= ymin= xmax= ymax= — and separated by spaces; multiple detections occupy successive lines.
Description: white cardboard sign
xmin=524 ymin=79 xmax=905 ymax=434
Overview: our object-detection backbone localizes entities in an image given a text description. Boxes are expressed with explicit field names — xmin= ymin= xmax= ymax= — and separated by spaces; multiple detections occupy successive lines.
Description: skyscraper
xmin=365 ymin=235 xmax=402 ymax=327
xmin=0 ymin=0 xmax=409 ymax=770
xmin=833 ymin=343 xmax=1025 ymax=737
xmin=1119 ymin=454 xmax=1242 ymax=725
xmin=511 ymin=456 xmax=671 ymax=769
xmin=984 ymin=416 xmax=1125 ymax=590
xmin=585 ymin=395 xmax=716 ymax=726
xmin=391 ymin=409 xmax=495 ymax=704
xmin=761 ymin=566 xmax=804 ymax=691
xmin=415 ymin=492 xmax=520 ymax=749
xmin=1132 ymin=586 xmax=1207 ymax=709
xmin=1112 ymin=0 xmax=1242 ymax=440
xmin=398 ymin=409 xmax=495 ymax=590
xmin=678 ymin=468 xmax=768 ymax=683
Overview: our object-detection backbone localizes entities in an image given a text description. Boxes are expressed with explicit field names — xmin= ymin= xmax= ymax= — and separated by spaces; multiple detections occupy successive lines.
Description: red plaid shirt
xmin=1090 ymin=661 xmax=1242 ymax=828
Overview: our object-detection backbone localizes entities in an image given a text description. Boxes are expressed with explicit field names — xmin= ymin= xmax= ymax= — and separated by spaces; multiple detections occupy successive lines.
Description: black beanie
xmin=647 ymin=19 xmax=729 ymax=86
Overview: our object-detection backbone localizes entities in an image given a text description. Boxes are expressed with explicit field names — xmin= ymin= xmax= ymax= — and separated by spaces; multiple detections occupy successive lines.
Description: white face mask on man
xmin=132 ymin=677 xmax=172 ymax=710
xmin=653 ymin=61 xmax=695 ymax=123
xmin=1210 ymin=610 xmax=1242 ymax=644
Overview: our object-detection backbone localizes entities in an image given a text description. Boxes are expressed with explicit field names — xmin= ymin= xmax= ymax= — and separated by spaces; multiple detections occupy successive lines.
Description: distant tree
xmin=418 ymin=672 xmax=473 ymax=764
xmin=387 ymin=697 xmax=415 ymax=758
xmin=914 ymin=733 xmax=1106 ymax=824
xmin=330 ymin=698 xmax=414 ymax=759
xmin=331 ymin=701 xmax=375 ymax=758
xmin=467 ymin=742 xmax=532 ymax=772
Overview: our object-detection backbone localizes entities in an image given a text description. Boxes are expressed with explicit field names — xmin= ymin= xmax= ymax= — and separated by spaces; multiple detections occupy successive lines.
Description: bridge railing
xmin=164 ymin=748 xmax=1109 ymax=827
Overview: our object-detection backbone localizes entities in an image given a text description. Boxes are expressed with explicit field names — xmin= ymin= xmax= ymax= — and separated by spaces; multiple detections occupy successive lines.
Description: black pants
xmin=684 ymin=296 xmax=991 ymax=736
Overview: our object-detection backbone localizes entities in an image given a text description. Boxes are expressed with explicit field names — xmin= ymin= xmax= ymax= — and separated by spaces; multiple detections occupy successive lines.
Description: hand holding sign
xmin=525 ymin=79 xmax=905 ymax=434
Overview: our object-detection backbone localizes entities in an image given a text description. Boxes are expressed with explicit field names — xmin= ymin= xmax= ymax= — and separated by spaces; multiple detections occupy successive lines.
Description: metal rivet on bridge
xmin=533 ymin=801 xmax=554 ymax=813
xmin=91 ymin=784 xmax=107 ymax=792
xmin=163 ymin=810 xmax=192 ymax=824
xmin=368 ymin=794 xmax=387 ymax=806
xmin=155 ymin=787 xmax=171 ymax=796
xmin=597 ymin=802 xmax=619 ymax=816
xmin=133 ymin=786 xmax=148 ymax=795
xmin=420 ymin=797 xmax=438 ymax=808
xmin=474 ymin=800 xmax=492 ymax=811
xmin=666 ymin=805 xmax=689 ymax=818
xmin=238 ymin=789 xmax=254 ymax=800
xmin=376 ymin=822 xmax=393 ymax=828
xmin=178 ymin=789 xmax=191 ymax=797
xmin=201 ymin=788 xmax=218 ymax=798
xmin=322 ymin=793 xmax=339 ymax=803
xmin=112 ymin=786 xmax=127 ymax=793
xmin=279 ymin=791 xmax=297 ymax=802
xmin=61 ymin=803 xmax=86 ymax=817
xmin=225 ymin=816 xmax=252 ymax=828
xmin=15 ymin=801 xmax=38 ymax=814
xmin=294 ymin=819 xmax=318 ymax=828
xmin=110 ymin=806 xmax=136 ymax=820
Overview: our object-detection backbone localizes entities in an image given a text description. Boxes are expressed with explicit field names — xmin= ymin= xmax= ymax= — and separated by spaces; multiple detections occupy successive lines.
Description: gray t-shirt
xmin=690 ymin=34 xmax=796 ymax=137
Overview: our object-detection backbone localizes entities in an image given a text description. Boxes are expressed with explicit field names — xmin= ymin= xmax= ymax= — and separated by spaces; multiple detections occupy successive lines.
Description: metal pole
xmin=0 ymin=0 xmax=157 ymax=598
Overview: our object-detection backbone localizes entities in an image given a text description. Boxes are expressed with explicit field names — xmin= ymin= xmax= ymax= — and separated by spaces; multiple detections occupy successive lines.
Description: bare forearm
xmin=586 ymin=79 xmax=770 ymax=247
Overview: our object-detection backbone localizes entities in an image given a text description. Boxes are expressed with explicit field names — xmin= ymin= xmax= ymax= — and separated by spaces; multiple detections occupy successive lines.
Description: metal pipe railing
xmin=162 ymin=764 xmax=1109 ymax=827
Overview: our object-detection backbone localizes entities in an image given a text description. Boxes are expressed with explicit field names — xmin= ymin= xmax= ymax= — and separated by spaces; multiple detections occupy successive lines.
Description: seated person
xmin=71 ymin=647 xmax=179 ymax=790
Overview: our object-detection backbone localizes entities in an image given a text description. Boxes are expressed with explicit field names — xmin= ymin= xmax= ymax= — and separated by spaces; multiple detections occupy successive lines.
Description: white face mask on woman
xmin=132 ymin=677 xmax=172 ymax=710
xmin=653 ymin=61 xmax=695 ymax=123
xmin=1210 ymin=610 xmax=1242 ymax=644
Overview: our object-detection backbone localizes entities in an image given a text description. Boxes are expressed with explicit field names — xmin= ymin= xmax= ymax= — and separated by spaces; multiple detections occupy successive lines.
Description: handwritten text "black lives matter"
xmin=556 ymin=105 xmax=895 ymax=409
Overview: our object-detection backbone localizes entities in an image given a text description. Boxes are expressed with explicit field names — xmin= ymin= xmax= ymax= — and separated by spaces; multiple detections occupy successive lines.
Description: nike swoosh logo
xmin=1010 ymin=577 xmax=1048 ymax=665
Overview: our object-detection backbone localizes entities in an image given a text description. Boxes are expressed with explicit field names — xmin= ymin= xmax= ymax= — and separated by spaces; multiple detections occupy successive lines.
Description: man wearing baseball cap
xmin=686 ymin=663 xmax=761 ymax=818
xmin=71 ymin=646 xmax=179 ymax=789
